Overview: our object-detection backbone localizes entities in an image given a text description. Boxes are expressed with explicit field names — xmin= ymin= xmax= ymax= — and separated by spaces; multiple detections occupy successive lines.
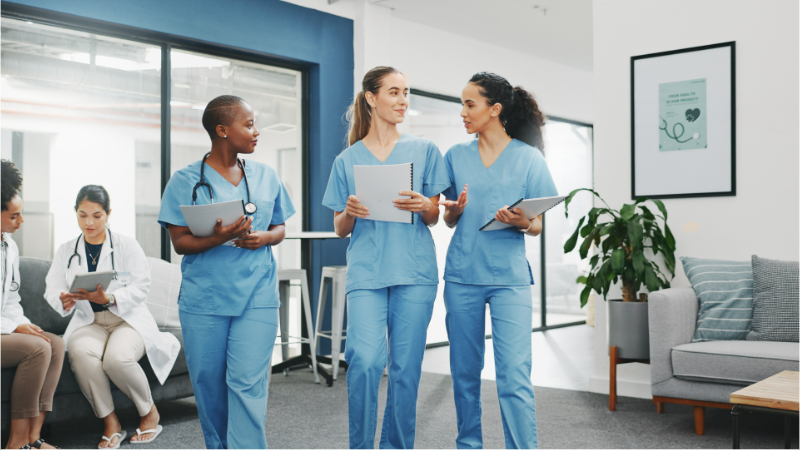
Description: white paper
xmin=180 ymin=200 xmax=247 ymax=238
xmin=481 ymin=195 xmax=568 ymax=231
xmin=354 ymin=163 xmax=413 ymax=224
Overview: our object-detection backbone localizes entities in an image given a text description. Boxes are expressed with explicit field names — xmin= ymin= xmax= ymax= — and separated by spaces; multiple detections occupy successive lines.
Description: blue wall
xmin=5 ymin=0 xmax=351 ymax=349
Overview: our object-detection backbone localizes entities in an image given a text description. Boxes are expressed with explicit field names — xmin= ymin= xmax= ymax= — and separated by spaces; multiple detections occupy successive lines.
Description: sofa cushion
xmin=672 ymin=340 xmax=799 ymax=386
xmin=680 ymin=256 xmax=753 ymax=342
xmin=19 ymin=257 xmax=72 ymax=336
xmin=747 ymin=255 xmax=799 ymax=343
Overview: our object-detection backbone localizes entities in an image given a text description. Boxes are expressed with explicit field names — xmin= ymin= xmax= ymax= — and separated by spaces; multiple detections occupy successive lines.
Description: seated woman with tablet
xmin=44 ymin=185 xmax=180 ymax=449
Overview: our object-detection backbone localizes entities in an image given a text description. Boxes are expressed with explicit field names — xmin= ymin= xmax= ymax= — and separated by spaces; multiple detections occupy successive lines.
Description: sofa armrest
xmin=648 ymin=287 xmax=698 ymax=386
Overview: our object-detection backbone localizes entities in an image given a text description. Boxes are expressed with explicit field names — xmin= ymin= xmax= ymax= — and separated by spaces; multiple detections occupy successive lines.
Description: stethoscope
xmin=67 ymin=227 xmax=116 ymax=273
xmin=192 ymin=152 xmax=257 ymax=215
xmin=2 ymin=236 xmax=19 ymax=292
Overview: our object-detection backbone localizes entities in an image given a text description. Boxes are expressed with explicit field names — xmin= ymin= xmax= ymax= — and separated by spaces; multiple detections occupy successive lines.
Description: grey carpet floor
xmin=43 ymin=369 xmax=798 ymax=449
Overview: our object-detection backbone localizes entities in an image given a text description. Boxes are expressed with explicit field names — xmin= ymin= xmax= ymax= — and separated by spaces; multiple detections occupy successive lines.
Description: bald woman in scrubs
xmin=158 ymin=95 xmax=294 ymax=449
xmin=441 ymin=73 xmax=557 ymax=449
xmin=323 ymin=66 xmax=450 ymax=449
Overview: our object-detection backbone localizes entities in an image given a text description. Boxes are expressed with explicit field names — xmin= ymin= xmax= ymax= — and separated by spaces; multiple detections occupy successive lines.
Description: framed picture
xmin=631 ymin=42 xmax=735 ymax=199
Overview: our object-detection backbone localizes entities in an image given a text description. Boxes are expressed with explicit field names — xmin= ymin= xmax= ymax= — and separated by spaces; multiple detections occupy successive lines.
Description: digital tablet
xmin=69 ymin=271 xmax=116 ymax=293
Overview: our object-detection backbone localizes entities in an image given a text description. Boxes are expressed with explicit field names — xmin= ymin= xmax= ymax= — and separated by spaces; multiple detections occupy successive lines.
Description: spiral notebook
xmin=480 ymin=195 xmax=568 ymax=231
xmin=354 ymin=162 xmax=414 ymax=224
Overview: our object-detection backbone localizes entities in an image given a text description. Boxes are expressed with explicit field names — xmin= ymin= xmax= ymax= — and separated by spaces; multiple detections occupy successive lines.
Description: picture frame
xmin=631 ymin=42 xmax=735 ymax=199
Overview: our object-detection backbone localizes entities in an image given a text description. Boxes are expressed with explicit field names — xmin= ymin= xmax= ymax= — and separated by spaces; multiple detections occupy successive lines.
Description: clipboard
xmin=69 ymin=271 xmax=116 ymax=293
xmin=179 ymin=200 xmax=247 ymax=238
xmin=480 ymin=195 xmax=568 ymax=231
xmin=354 ymin=163 xmax=414 ymax=224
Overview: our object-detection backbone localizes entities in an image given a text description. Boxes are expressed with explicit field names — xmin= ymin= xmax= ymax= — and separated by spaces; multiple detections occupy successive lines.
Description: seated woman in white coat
xmin=44 ymin=185 xmax=180 ymax=449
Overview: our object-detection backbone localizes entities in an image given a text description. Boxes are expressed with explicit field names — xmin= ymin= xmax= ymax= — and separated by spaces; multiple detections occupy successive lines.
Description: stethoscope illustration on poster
xmin=658 ymin=78 xmax=707 ymax=151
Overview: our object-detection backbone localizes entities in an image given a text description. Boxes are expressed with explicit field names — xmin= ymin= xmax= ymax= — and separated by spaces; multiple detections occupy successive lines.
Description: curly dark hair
xmin=1 ymin=159 xmax=22 ymax=211
xmin=201 ymin=95 xmax=248 ymax=140
xmin=469 ymin=72 xmax=546 ymax=154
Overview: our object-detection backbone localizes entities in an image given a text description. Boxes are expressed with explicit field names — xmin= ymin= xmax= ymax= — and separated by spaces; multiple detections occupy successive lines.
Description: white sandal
xmin=130 ymin=425 xmax=163 ymax=445
xmin=98 ymin=430 xmax=126 ymax=449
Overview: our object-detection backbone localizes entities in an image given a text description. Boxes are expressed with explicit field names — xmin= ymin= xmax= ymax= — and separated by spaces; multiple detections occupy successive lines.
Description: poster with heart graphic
xmin=658 ymin=78 xmax=707 ymax=151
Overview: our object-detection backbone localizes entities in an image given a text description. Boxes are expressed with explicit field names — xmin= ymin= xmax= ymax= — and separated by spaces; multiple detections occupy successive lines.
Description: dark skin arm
xmin=167 ymin=215 xmax=252 ymax=255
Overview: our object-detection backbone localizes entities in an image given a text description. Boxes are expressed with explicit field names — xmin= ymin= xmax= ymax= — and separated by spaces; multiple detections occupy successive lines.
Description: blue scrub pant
xmin=180 ymin=307 xmax=279 ymax=449
xmin=444 ymin=282 xmax=537 ymax=449
xmin=345 ymin=284 xmax=437 ymax=449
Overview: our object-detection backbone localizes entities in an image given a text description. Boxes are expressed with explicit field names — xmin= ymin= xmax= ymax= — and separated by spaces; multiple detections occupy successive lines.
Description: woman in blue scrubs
xmin=158 ymin=95 xmax=294 ymax=449
xmin=323 ymin=66 xmax=450 ymax=449
xmin=440 ymin=73 xmax=557 ymax=449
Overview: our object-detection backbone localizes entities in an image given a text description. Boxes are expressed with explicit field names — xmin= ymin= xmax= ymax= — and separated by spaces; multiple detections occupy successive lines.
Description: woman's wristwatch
xmin=103 ymin=294 xmax=116 ymax=309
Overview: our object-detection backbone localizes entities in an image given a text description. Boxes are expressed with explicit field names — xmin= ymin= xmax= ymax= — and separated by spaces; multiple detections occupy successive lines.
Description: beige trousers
xmin=68 ymin=310 xmax=152 ymax=418
xmin=0 ymin=332 xmax=65 ymax=419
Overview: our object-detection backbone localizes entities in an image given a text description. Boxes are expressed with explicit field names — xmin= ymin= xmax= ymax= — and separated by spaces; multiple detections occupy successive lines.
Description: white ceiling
xmin=374 ymin=0 xmax=593 ymax=72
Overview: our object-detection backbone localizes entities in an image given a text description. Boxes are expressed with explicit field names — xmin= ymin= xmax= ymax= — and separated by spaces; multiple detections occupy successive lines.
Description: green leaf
xmin=576 ymin=275 xmax=588 ymax=284
xmin=651 ymin=199 xmax=668 ymax=221
xmin=624 ymin=266 xmax=635 ymax=285
xmin=580 ymin=285 xmax=592 ymax=307
xmin=638 ymin=205 xmax=656 ymax=221
xmin=563 ymin=216 xmax=585 ymax=253
xmin=627 ymin=222 xmax=644 ymax=251
xmin=564 ymin=188 xmax=615 ymax=218
xmin=579 ymin=231 xmax=595 ymax=259
xmin=599 ymin=224 xmax=615 ymax=236
xmin=644 ymin=265 xmax=660 ymax=292
xmin=665 ymin=223 xmax=676 ymax=251
xmin=620 ymin=203 xmax=636 ymax=221
xmin=611 ymin=248 xmax=625 ymax=274
xmin=580 ymin=223 xmax=594 ymax=238
xmin=589 ymin=254 xmax=600 ymax=267
xmin=663 ymin=251 xmax=676 ymax=275
xmin=632 ymin=251 xmax=645 ymax=277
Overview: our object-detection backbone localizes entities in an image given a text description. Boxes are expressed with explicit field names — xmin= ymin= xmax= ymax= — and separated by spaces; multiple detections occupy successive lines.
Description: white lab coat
xmin=44 ymin=230 xmax=180 ymax=384
xmin=1 ymin=234 xmax=31 ymax=334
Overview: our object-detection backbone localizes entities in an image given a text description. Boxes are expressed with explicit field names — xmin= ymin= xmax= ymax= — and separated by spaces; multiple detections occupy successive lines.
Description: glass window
xmin=167 ymin=49 xmax=304 ymax=272
xmin=1 ymin=18 xmax=161 ymax=258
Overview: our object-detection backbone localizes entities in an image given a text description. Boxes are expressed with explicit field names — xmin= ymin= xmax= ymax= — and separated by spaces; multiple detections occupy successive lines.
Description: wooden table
xmin=730 ymin=370 xmax=799 ymax=449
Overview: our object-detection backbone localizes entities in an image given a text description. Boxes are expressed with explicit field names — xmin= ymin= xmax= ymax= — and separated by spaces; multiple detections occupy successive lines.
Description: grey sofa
xmin=1 ymin=257 xmax=193 ymax=430
xmin=648 ymin=287 xmax=799 ymax=435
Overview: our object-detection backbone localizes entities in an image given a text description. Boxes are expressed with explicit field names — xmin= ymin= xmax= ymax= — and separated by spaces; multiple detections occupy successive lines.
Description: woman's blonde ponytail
xmin=345 ymin=66 xmax=403 ymax=147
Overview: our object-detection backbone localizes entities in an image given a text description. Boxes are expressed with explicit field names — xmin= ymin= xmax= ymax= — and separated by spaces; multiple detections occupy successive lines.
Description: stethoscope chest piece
xmin=245 ymin=202 xmax=257 ymax=214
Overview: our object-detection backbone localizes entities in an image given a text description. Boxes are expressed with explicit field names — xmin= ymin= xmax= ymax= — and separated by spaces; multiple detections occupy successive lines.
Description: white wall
xmin=282 ymin=0 xmax=594 ymax=124
xmin=590 ymin=0 xmax=800 ymax=399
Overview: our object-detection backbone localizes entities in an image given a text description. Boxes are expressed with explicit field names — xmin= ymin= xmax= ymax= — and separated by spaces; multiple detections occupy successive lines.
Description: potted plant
xmin=563 ymin=188 xmax=676 ymax=359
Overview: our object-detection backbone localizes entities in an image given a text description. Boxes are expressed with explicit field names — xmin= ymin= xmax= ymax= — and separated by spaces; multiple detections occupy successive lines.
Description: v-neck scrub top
xmin=158 ymin=159 xmax=295 ymax=315
xmin=322 ymin=134 xmax=451 ymax=294
xmin=442 ymin=139 xmax=557 ymax=286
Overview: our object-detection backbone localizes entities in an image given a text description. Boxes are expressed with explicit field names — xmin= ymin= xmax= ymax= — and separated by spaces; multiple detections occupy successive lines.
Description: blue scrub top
xmin=442 ymin=139 xmax=557 ymax=286
xmin=158 ymin=159 xmax=295 ymax=315
xmin=322 ymin=133 xmax=451 ymax=294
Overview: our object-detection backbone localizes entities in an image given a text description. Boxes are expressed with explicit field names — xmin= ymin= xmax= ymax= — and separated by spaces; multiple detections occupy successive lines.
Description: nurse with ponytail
xmin=441 ymin=73 xmax=558 ymax=449
xmin=322 ymin=66 xmax=450 ymax=449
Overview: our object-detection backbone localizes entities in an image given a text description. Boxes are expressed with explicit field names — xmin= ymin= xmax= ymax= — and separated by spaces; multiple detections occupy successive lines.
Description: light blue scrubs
xmin=442 ymin=139 xmax=557 ymax=449
xmin=158 ymin=159 xmax=294 ymax=449
xmin=323 ymin=133 xmax=450 ymax=449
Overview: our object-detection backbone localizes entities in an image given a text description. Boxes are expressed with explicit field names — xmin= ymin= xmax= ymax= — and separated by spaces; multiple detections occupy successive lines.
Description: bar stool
xmin=276 ymin=269 xmax=320 ymax=384
xmin=314 ymin=265 xmax=348 ymax=384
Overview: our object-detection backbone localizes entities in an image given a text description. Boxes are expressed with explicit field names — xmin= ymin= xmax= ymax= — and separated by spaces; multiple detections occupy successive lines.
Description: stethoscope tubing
xmin=67 ymin=228 xmax=116 ymax=273
xmin=192 ymin=152 xmax=257 ymax=214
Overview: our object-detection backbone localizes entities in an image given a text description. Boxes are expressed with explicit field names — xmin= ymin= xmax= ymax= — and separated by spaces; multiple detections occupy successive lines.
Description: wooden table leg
xmin=656 ymin=401 xmax=664 ymax=413
xmin=694 ymin=406 xmax=705 ymax=435
xmin=609 ymin=346 xmax=618 ymax=411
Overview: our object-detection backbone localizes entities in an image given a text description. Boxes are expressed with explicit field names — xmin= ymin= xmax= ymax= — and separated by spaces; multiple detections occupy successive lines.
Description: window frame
xmin=1 ymin=3 xmax=311 ymax=262
xmin=410 ymin=88 xmax=593 ymax=333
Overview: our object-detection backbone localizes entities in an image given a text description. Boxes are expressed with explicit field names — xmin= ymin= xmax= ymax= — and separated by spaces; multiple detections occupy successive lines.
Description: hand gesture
xmin=394 ymin=191 xmax=434 ymax=213
xmin=440 ymin=184 xmax=468 ymax=215
xmin=495 ymin=206 xmax=530 ymax=229
xmin=75 ymin=284 xmax=110 ymax=305
xmin=14 ymin=323 xmax=50 ymax=342
xmin=59 ymin=291 xmax=78 ymax=312
xmin=345 ymin=195 xmax=369 ymax=219
xmin=233 ymin=230 xmax=271 ymax=250
xmin=212 ymin=215 xmax=252 ymax=245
